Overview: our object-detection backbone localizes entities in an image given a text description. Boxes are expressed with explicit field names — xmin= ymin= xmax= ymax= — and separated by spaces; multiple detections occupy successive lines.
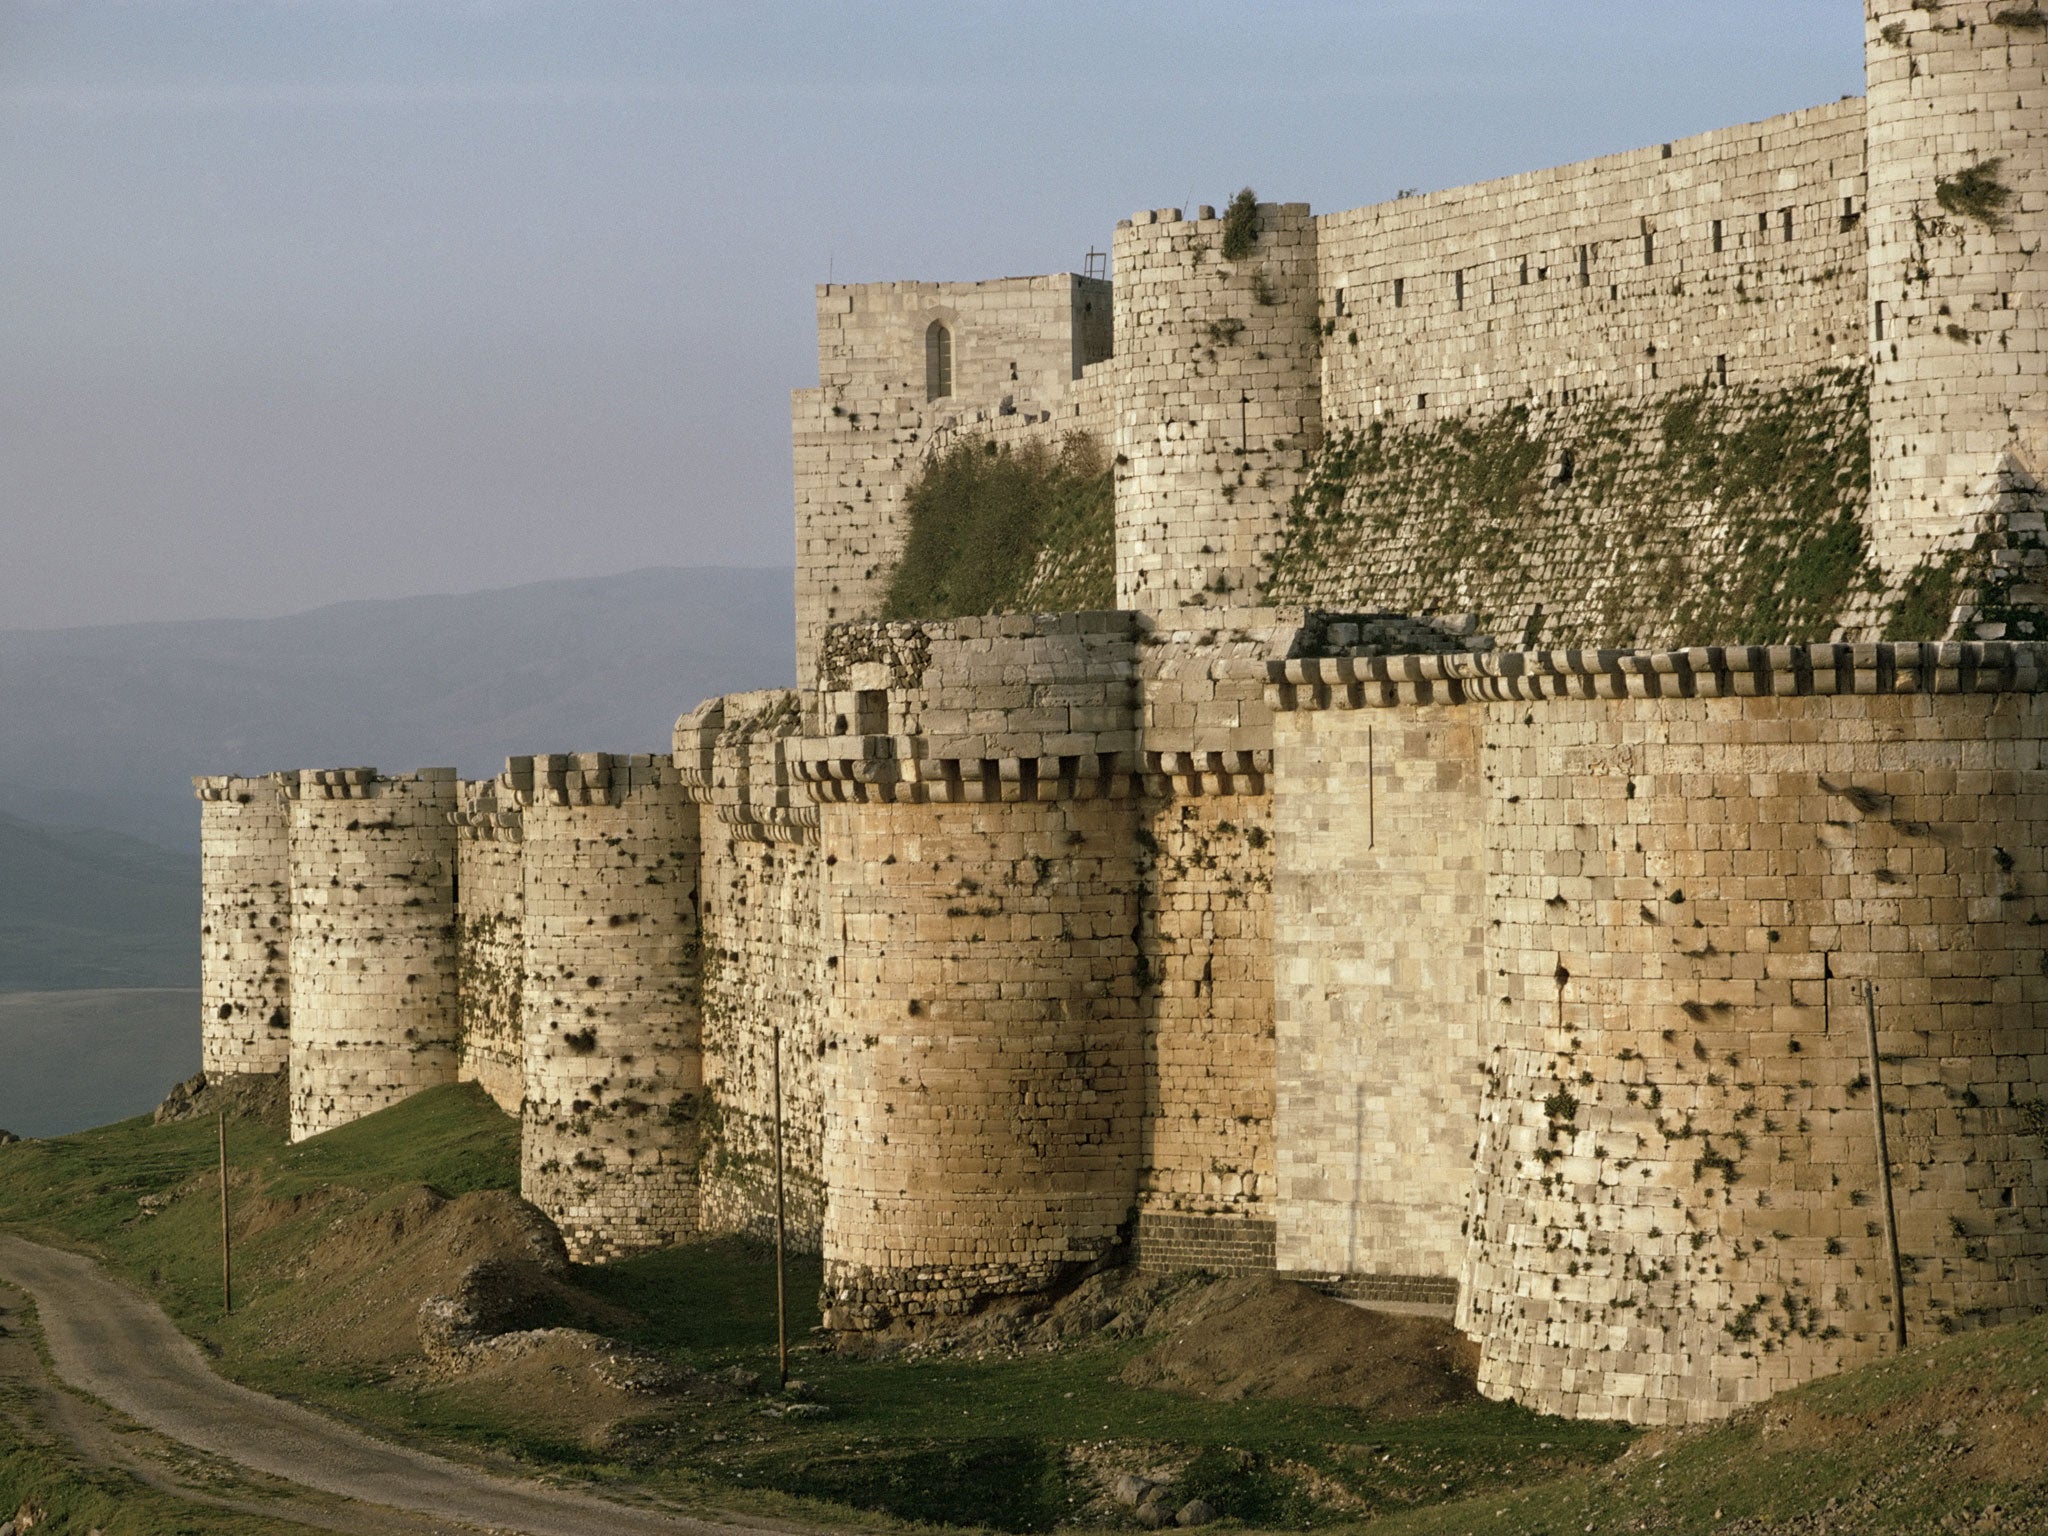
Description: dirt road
xmin=0 ymin=1234 xmax=773 ymax=1536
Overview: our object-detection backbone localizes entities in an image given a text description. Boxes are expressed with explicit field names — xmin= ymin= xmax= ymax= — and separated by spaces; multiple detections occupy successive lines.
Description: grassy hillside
xmin=4 ymin=1085 xmax=2044 ymax=1532
xmin=0 ymin=812 xmax=196 ymax=989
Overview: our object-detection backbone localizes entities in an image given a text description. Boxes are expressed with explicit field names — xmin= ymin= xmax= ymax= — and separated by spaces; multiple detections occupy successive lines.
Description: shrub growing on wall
xmin=882 ymin=433 xmax=1114 ymax=620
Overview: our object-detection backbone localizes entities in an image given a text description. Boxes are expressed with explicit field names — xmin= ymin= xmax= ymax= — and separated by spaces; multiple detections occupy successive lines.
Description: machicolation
xmin=196 ymin=2 xmax=2048 ymax=1426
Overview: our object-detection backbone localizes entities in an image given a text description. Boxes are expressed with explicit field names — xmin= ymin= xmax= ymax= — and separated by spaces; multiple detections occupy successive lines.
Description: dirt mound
xmin=1117 ymin=1277 xmax=1477 ymax=1417
xmin=267 ymin=1186 xmax=611 ymax=1369
xmin=153 ymin=1070 xmax=287 ymax=1131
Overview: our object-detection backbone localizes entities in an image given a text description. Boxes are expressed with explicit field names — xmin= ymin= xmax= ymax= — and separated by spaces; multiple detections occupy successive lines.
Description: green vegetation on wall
xmin=882 ymin=433 xmax=1115 ymax=621
xmin=1262 ymin=367 xmax=1877 ymax=649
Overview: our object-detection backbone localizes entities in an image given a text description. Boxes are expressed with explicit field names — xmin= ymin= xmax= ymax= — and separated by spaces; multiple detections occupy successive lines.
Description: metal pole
xmin=1864 ymin=981 xmax=1907 ymax=1351
xmin=1239 ymin=392 xmax=1250 ymax=454
xmin=773 ymin=1020 xmax=789 ymax=1390
xmin=218 ymin=1110 xmax=232 ymax=1316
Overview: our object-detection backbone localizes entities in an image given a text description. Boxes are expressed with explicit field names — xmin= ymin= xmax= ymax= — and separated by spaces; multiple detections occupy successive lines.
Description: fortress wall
xmin=1269 ymin=705 xmax=1489 ymax=1304
xmin=1316 ymin=101 xmax=1867 ymax=428
xmin=696 ymin=816 xmax=827 ymax=1250
xmin=285 ymin=769 xmax=459 ymax=1141
xmin=818 ymin=795 xmax=1146 ymax=1331
xmin=794 ymin=275 xmax=1111 ymax=679
xmin=1865 ymin=1 xmax=2048 ymax=575
xmin=454 ymin=778 xmax=525 ymax=1117
xmin=517 ymin=755 xmax=702 ymax=1263
xmin=194 ymin=774 xmax=293 ymax=1078
xmin=1113 ymin=204 xmax=1322 ymax=613
xmin=1131 ymin=792 xmax=1277 ymax=1275
xmin=677 ymin=691 xmax=829 ymax=1249
xmin=1271 ymin=642 xmax=2048 ymax=1424
xmin=1466 ymin=671 xmax=2048 ymax=1423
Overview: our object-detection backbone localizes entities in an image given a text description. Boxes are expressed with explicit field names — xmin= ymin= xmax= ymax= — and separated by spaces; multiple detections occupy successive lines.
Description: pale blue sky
xmin=1 ymin=1 xmax=1865 ymax=629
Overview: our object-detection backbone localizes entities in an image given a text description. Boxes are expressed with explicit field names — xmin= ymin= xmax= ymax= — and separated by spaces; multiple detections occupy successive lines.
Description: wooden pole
xmin=773 ymin=1020 xmax=789 ymax=1390
xmin=1864 ymin=981 xmax=1907 ymax=1352
xmin=217 ymin=1110 xmax=232 ymax=1316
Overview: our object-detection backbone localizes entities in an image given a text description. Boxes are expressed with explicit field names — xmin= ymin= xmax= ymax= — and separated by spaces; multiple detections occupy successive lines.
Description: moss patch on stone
xmin=882 ymin=433 xmax=1114 ymax=621
xmin=1262 ymin=367 xmax=1875 ymax=649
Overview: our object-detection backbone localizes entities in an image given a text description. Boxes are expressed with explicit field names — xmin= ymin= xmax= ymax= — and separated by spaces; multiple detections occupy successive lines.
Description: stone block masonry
xmin=515 ymin=754 xmax=703 ymax=1264
xmin=454 ymin=776 xmax=524 ymax=1116
xmin=192 ymin=0 xmax=2048 ymax=1433
xmin=194 ymin=774 xmax=293 ymax=1077
xmin=285 ymin=769 xmax=460 ymax=1142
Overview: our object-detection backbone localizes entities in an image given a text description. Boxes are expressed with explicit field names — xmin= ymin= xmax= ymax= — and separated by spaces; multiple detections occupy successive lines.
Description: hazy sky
xmin=2 ymin=1 xmax=1865 ymax=630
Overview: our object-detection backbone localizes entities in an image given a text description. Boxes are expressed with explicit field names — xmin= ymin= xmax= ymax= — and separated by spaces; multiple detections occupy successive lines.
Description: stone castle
xmin=196 ymin=2 xmax=2048 ymax=1426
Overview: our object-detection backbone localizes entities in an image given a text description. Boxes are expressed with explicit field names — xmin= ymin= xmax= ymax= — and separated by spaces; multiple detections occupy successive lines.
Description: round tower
xmin=1460 ymin=667 xmax=2048 ymax=1425
xmin=194 ymin=773 xmax=292 ymax=1077
xmin=1865 ymin=0 xmax=2048 ymax=579
xmin=518 ymin=754 xmax=704 ymax=1263
xmin=818 ymin=795 xmax=1146 ymax=1333
xmin=286 ymin=768 xmax=460 ymax=1141
xmin=1112 ymin=200 xmax=1322 ymax=612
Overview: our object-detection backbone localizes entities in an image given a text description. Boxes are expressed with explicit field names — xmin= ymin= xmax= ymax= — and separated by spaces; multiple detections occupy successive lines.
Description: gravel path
xmin=0 ymin=1233 xmax=772 ymax=1536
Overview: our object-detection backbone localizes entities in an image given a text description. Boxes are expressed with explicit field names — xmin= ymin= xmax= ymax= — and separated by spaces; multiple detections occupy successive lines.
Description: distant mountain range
xmin=0 ymin=561 xmax=793 ymax=1016
xmin=0 ymin=565 xmax=796 ymax=854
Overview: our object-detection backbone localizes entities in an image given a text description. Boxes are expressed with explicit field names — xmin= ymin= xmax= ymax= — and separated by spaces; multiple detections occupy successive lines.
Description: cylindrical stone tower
xmin=818 ymin=795 xmax=1146 ymax=1333
xmin=1865 ymin=0 xmax=2048 ymax=577
xmin=285 ymin=768 xmax=460 ymax=1141
xmin=1113 ymin=200 xmax=1322 ymax=612
xmin=194 ymin=773 xmax=293 ymax=1077
xmin=518 ymin=754 xmax=704 ymax=1264
xmin=1460 ymin=651 xmax=2048 ymax=1425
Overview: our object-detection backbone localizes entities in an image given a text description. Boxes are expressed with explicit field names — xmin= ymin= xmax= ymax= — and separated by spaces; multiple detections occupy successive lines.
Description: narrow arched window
xmin=925 ymin=321 xmax=953 ymax=400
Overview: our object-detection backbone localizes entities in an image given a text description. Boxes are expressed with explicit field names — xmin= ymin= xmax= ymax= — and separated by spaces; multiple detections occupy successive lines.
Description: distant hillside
xmin=0 ymin=565 xmax=796 ymax=853
xmin=0 ymin=812 xmax=197 ymax=989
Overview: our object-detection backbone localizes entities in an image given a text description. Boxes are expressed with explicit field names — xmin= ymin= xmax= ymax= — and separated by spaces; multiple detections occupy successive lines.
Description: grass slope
xmin=5 ymin=1086 xmax=2042 ymax=1532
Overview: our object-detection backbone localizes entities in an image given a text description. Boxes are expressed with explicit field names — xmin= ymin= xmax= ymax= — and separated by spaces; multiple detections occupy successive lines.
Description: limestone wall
xmin=454 ymin=778 xmax=525 ymax=1116
xmin=1133 ymin=793 xmax=1277 ymax=1275
xmin=194 ymin=774 xmax=293 ymax=1078
xmin=695 ymin=816 xmax=827 ymax=1251
xmin=818 ymin=795 xmax=1145 ymax=1330
xmin=1269 ymin=706 xmax=1488 ymax=1304
xmin=1114 ymin=204 xmax=1322 ymax=613
xmin=793 ymin=274 xmax=1112 ymax=678
xmin=1271 ymin=641 xmax=2048 ymax=1424
xmin=1865 ymin=1 xmax=2048 ymax=576
xmin=517 ymin=754 xmax=703 ymax=1263
xmin=285 ymin=769 xmax=460 ymax=1141
xmin=1316 ymin=101 xmax=1865 ymax=430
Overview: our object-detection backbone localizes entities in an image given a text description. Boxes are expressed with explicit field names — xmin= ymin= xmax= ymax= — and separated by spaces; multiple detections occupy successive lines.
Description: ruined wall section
xmin=793 ymin=275 xmax=1112 ymax=679
xmin=677 ymin=693 xmax=828 ymax=1252
xmin=194 ymin=774 xmax=293 ymax=1078
xmin=1866 ymin=1 xmax=2048 ymax=577
xmin=453 ymin=777 xmax=525 ymax=1117
xmin=285 ymin=769 xmax=459 ymax=1141
xmin=518 ymin=754 xmax=703 ymax=1263
xmin=1114 ymin=204 xmax=1322 ymax=613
